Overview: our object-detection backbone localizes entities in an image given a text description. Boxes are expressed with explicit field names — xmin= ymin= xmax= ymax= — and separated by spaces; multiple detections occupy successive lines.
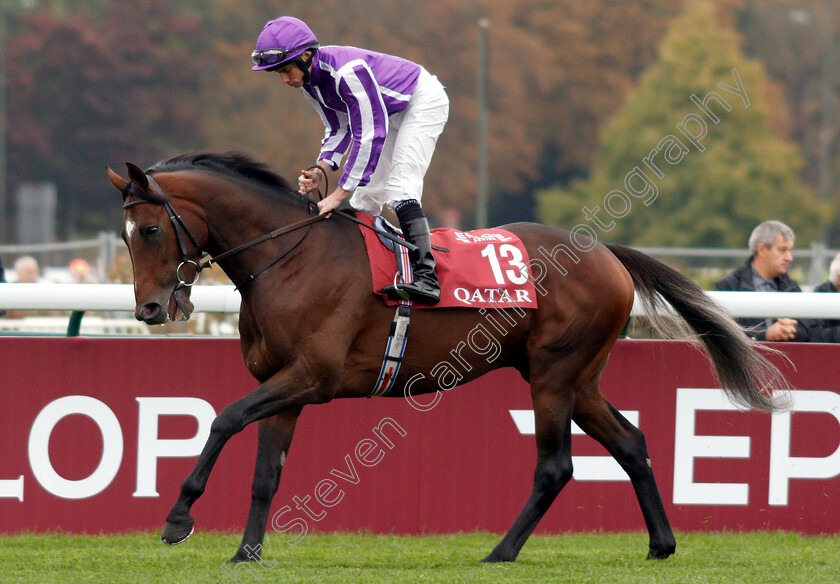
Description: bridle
xmin=122 ymin=172 xmax=328 ymax=290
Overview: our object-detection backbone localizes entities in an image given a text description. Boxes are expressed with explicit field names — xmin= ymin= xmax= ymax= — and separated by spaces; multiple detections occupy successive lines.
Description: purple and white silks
xmin=301 ymin=46 xmax=422 ymax=192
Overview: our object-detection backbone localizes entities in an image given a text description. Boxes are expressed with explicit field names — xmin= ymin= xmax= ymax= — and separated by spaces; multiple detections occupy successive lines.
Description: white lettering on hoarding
xmin=27 ymin=396 xmax=124 ymax=500
xmin=0 ymin=475 xmax=24 ymax=502
xmin=134 ymin=397 xmax=217 ymax=497
xmin=769 ymin=390 xmax=840 ymax=505
xmin=673 ymin=388 xmax=751 ymax=505
xmin=674 ymin=387 xmax=840 ymax=506
xmin=2 ymin=389 xmax=839 ymax=506
xmin=0 ymin=396 xmax=217 ymax=502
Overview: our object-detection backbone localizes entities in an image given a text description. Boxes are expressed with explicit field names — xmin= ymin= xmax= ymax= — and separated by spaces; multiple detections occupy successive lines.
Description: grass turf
xmin=0 ymin=531 xmax=837 ymax=583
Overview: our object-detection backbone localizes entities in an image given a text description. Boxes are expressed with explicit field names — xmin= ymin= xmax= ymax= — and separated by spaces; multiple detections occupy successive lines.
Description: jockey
xmin=251 ymin=16 xmax=449 ymax=305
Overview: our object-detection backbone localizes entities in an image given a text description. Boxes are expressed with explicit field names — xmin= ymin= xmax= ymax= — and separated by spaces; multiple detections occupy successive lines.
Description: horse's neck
xmin=213 ymin=192 xmax=309 ymax=247
xmin=187 ymin=175 xmax=314 ymax=285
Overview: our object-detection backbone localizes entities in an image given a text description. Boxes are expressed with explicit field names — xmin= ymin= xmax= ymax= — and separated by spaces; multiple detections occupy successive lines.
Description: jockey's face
xmin=275 ymin=63 xmax=305 ymax=88
xmin=273 ymin=51 xmax=311 ymax=88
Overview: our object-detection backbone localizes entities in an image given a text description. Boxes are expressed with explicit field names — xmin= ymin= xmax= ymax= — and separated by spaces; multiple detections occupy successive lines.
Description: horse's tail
xmin=606 ymin=243 xmax=789 ymax=413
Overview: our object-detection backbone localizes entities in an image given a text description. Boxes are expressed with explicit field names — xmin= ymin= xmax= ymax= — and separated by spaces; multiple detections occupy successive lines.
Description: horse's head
xmin=108 ymin=163 xmax=205 ymax=325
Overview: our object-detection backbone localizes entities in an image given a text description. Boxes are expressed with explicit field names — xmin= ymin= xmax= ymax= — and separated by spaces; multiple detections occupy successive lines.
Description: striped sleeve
xmin=333 ymin=60 xmax=389 ymax=191
xmin=301 ymin=89 xmax=351 ymax=170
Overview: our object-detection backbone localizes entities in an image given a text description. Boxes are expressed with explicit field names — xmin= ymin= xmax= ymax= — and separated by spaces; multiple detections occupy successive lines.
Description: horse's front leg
xmin=161 ymin=364 xmax=325 ymax=545
xmin=228 ymin=409 xmax=301 ymax=563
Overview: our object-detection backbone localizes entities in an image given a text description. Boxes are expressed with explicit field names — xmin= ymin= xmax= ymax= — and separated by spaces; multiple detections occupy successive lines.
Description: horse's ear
xmin=107 ymin=166 xmax=130 ymax=197
xmin=125 ymin=162 xmax=149 ymax=191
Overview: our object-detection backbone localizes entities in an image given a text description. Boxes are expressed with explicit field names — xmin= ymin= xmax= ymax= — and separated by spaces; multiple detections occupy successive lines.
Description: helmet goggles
xmin=251 ymin=42 xmax=319 ymax=69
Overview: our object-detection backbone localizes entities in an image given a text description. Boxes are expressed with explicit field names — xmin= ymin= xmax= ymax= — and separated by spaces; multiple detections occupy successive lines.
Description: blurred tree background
xmin=538 ymin=1 xmax=823 ymax=247
xmin=3 ymin=0 xmax=838 ymax=247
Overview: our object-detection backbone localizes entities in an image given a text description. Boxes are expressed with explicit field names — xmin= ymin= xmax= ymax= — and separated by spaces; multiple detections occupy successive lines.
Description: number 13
xmin=481 ymin=244 xmax=528 ymax=285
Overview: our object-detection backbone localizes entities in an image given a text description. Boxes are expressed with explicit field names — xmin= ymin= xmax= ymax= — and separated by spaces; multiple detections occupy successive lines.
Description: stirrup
xmin=389 ymin=272 xmax=411 ymax=301
xmin=380 ymin=281 xmax=440 ymax=304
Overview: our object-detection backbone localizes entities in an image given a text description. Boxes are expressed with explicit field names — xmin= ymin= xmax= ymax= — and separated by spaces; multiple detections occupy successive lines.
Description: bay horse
xmin=107 ymin=152 xmax=785 ymax=563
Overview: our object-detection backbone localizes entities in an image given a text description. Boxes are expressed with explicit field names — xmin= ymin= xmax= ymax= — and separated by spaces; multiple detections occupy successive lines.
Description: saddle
xmin=372 ymin=216 xmax=403 ymax=252
xmin=355 ymin=213 xmax=539 ymax=310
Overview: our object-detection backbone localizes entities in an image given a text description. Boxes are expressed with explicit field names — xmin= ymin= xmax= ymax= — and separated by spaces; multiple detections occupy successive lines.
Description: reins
xmin=123 ymin=173 xmax=328 ymax=289
xmin=122 ymin=171 xmax=418 ymax=290
xmin=203 ymin=205 xmax=327 ymax=270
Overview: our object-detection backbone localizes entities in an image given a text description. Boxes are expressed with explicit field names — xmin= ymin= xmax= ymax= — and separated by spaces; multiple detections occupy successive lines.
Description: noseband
xmin=123 ymin=172 xmax=328 ymax=289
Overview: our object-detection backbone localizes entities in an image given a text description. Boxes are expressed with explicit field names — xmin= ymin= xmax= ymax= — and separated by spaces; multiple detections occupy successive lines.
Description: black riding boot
xmin=380 ymin=201 xmax=440 ymax=305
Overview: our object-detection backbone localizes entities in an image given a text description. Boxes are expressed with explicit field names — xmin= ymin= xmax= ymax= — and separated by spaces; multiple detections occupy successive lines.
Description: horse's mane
xmin=147 ymin=152 xmax=296 ymax=195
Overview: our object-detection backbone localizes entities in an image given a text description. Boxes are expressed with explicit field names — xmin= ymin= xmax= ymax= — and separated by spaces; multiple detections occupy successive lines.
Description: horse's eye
xmin=141 ymin=226 xmax=160 ymax=239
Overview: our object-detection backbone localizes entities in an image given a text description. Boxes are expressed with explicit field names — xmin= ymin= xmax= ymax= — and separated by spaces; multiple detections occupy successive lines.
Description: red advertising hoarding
xmin=1 ymin=338 xmax=838 ymax=535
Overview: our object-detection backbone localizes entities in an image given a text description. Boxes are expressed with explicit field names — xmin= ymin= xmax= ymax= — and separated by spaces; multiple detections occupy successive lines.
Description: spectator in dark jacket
xmin=814 ymin=253 xmax=840 ymax=294
xmin=0 ymin=256 xmax=5 ymax=317
xmin=715 ymin=220 xmax=812 ymax=341
xmin=813 ymin=252 xmax=840 ymax=329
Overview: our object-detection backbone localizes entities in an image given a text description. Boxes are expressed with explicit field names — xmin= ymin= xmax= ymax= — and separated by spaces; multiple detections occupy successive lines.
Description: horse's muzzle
xmin=137 ymin=301 xmax=168 ymax=325
xmin=136 ymin=287 xmax=194 ymax=325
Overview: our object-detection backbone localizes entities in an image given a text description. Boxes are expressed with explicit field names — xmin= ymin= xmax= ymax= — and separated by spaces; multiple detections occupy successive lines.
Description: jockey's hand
xmin=298 ymin=166 xmax=325 ymax=195
xmin=317 ymin=187 xmax=352 ymax=215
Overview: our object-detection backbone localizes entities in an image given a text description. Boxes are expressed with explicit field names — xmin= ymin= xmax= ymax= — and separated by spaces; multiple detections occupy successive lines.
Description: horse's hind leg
xmin=573 ymin=392 xmax=676 ymax=559
xmin=229 ymin=409 xmax=301 ymax=563
xmin=484 ymin=385 xmax=576 ymax=563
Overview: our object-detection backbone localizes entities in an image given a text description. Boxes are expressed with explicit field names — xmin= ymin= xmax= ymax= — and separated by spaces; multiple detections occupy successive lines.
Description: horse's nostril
xmin=138 ymin=303 xmax=163 ymax=323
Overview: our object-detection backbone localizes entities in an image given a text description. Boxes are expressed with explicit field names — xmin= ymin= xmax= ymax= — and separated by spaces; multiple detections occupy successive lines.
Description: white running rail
xmin=0 ymin=284 xmax=241 ymax=313
xmin=1 ymin=285 xmax=839 ymax=319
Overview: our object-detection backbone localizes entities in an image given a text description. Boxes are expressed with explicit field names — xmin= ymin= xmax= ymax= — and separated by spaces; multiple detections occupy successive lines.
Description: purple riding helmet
xmin=251 ymin=16 xmax=319 ymax=80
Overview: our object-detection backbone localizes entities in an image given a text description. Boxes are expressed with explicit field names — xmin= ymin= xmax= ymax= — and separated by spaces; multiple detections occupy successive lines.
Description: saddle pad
xmin=356 ymin=213 xmax=538 ymax=309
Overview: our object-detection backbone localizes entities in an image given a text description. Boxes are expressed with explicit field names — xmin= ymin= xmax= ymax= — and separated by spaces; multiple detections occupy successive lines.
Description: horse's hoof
xmin=482 ymin=551 xmax=515 ymax=563
xmin=228 ymin=550 xmax=255 ymax=563
xmin=161 ymin=518 xmax=195 ymax=545
xmin=646 ymin=548 xmax=674 ymax=560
